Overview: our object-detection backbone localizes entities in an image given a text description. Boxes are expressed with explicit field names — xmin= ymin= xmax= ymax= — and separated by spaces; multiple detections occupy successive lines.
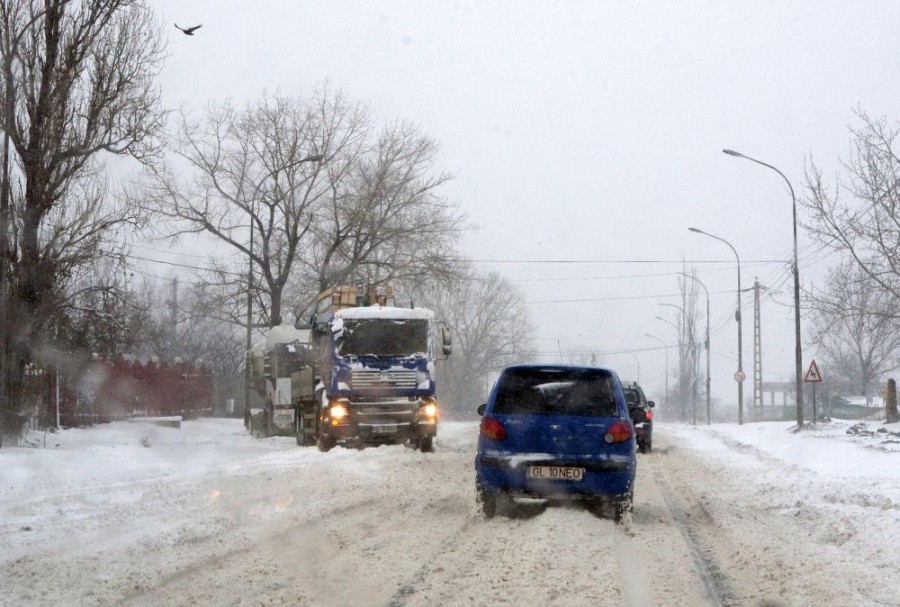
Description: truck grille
xmin=351 ymin=370 xmax=418 ymax=390
xmin=355 ymin=402 xmax=416 ymax=425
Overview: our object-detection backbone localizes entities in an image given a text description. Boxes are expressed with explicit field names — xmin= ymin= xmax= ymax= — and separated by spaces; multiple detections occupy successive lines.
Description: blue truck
xmin=250 ymin=285 xmax=451 ymax=452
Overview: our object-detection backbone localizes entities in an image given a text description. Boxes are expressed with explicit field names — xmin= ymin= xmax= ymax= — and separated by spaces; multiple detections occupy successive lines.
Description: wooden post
xmin=885 ymin=379 xmax=898 ymax=424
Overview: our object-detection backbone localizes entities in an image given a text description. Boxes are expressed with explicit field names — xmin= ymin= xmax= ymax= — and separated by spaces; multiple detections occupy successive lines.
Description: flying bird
xmin=175 ymin=23 xmax=202 ymax=36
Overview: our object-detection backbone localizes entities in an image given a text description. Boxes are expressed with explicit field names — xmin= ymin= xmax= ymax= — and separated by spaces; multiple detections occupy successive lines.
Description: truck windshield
xmin=338 ymin=318 xmax=429 ymax=356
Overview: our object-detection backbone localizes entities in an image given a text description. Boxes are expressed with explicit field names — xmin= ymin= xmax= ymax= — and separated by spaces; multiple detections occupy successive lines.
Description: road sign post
xmin=804 ymin=360 xmax=823 ymax=424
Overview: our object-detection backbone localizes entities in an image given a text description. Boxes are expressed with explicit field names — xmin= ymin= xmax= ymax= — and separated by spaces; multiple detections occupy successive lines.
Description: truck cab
xmin=311 ymin=285 xmax=450 ymax=452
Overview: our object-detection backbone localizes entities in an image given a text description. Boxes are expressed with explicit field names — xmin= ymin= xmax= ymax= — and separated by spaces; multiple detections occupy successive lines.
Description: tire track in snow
xmin=383 ymin=512 xmax=478 ymax=607
xmin=612 ymin=527 xmax=655 ymax=607
xmin=118 ymin=493 xmax=384 ymax=605
xmin=653 ymin=468 xmax=736 ymax=606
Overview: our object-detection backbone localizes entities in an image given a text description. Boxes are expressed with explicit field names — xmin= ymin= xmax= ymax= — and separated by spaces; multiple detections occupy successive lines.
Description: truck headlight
xmin=328 ymin=402 xmax=350 ymax=426
xmin=417 ymin=399 xmax=439 ymax=423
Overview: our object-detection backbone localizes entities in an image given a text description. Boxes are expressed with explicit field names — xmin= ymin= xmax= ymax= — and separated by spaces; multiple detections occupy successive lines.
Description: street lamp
xmin=244 ymin=152 xmax=324 ymax=427
xmin=644 ymin=333 xmax=668 ymax=411
xmin=689 ymin=227 xmax=744 ymax=425
xmin=723 ymin=149 xmax=803 ymax=427
xmin=680 ymin=272 xmax=711 ymax=425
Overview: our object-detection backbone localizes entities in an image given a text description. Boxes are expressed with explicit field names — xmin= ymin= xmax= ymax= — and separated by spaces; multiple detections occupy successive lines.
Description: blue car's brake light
xmin=479 ymin=416 xmax=507 ymax=441
xmin=604 ymin=421 xmax=633 ymax=444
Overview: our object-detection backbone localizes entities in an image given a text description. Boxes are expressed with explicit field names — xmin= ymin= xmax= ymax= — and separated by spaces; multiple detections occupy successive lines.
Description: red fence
xmin=26 ymin=359 xmax=213 ymax=428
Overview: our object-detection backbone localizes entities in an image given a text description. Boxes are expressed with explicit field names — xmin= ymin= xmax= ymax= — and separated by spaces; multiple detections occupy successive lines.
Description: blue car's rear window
xmin=493 ymin=368 xmax=618 ymax=417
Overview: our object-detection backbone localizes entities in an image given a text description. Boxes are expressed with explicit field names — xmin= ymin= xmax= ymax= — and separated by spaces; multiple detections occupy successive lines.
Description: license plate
xmin=371 ymin=425 xmax=398 ymax=434
xmin=527 ymin=466 xmax=584 ymax=481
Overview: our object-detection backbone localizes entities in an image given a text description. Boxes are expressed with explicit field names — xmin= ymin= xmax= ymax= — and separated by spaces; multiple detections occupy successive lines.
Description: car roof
xmin=502 ymin=363 xmax=617 ymax=375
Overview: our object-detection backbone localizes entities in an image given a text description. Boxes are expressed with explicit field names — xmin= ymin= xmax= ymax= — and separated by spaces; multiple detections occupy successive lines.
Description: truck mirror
xmin=331 ymin=317 xmax=344 ymax=341
xmin=441 ymin=326 xmax=452 ymax=356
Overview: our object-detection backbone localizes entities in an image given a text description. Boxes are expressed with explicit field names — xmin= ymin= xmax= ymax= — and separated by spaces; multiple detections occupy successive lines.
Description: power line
xmin=526 ymin=288 xmax=737 ymax=305
xmin=125 ymin=253 xmax=243 ymax=277
xmin=472 ymin=258 xmax=785 ymax=264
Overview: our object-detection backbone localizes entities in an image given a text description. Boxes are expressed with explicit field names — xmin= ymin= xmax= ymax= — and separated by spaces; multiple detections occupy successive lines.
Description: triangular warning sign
xmin=804 ymin=359 xmax=822 ymax=383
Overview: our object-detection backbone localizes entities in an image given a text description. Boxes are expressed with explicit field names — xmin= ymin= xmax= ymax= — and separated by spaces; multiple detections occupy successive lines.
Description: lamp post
xmin=723 ymin=149 xmax=803 ymax=427
xmin=244 ymin=153 xmax=324 ymax=427
xmin=680 ymin=272 xmax=711 ymax=425
xmin=689 ymin=227 xmax=744 ymax=425
xmin=644 ymin=333 xmax=668 ymax=411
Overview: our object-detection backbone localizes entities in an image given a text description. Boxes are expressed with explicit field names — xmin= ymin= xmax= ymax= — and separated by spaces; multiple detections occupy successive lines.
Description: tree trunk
xmin=885 ymin=379 xmax=898 ymax=424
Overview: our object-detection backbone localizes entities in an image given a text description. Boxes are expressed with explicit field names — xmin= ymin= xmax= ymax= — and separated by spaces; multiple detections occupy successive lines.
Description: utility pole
xmin=752 ymin=279 xmax=762 ymax=422
xmin=169 ymin=278 xmax=179 ymax=353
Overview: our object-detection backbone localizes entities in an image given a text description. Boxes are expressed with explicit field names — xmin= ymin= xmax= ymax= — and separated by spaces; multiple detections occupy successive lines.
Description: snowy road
xmin=3 ymin=419 xmax=898 ymax=606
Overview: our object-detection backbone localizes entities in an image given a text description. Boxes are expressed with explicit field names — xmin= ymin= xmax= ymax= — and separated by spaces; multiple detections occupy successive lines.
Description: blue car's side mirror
xmin=477 ymin=403 xmax=486 ymax=416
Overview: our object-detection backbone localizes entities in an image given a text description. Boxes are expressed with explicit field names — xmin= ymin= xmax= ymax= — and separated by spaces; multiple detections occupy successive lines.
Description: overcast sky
xmin=150 ymin=0 xmax=900 ymax=412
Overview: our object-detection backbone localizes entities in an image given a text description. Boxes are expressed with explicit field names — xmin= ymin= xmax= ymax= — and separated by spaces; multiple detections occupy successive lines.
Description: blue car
xmin=475 ymin=364 xmax=641 ymax=521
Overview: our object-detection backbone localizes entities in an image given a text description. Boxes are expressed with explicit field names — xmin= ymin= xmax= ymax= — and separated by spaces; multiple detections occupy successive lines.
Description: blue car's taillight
xmin=479 ymin=416 xmax=507 ymax=441
xmin=604 ymin=421 xmax=633 ymax=444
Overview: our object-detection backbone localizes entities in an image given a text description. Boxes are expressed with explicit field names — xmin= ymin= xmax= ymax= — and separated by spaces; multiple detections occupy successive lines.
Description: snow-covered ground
xmin=2 ymin=416 xmax=899 ymax=606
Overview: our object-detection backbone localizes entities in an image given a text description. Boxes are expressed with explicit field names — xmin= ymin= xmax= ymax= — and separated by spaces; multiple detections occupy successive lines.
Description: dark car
xmin=622 ymin=382 xmax=654 ymax=453
xmin=474 ymin=364 xmax=643 ymax=522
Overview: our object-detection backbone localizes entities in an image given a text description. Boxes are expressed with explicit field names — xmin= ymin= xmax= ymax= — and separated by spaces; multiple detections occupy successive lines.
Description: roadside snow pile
xmin=665 ymin=418 xmax=900 ymax=580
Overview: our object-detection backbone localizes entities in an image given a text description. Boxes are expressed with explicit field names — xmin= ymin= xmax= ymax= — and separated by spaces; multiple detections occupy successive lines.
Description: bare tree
xmin=807 ymin=258 xmax=900 ymax=404
xmin=149 ymin=279 xmax=246 ymax=377
xmin=56 ymin=257 xmax=150 ymax=359
xmin=414 ymin=271 xmax=534 ymax=418
xmin=804 ymin=109 xmax=900 ymax=299
xmin=143 ymin=92 xmax=345 ymax=327
xmin=671 ymin=272 xmax=700 ymax=422
xmin=293 ymin=120 xmax=465 ymax=306
xmin=145 ymin=90 xmax=465 ymax=331
xmin=0 ymin=0 xmax=165 ymax=440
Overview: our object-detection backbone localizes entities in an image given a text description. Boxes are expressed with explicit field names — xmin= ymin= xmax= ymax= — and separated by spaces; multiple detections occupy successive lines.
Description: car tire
xmin=419 ymin=436 xmax=434 ymax=453
xmin=614 ymin=491 xmax=633 ymax=523
xmin=477 ymin=488 xmax=497 ymax=518
xmin=645 ymin=440 xmax=652 ymax=453
xmin=638 ymin=441 xmax=647 ymax=454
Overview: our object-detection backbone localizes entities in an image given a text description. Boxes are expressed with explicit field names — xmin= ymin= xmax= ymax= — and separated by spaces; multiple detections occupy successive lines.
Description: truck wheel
xmin=297 ymin=410 xmax=317 ymax=447
xmin=296 ymin=422 xmax=314 ymax=446
xmin=317 ymin=434 xmax=336 ymax=452
xmin=418 ymin=436 xmax=434 ymax=453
